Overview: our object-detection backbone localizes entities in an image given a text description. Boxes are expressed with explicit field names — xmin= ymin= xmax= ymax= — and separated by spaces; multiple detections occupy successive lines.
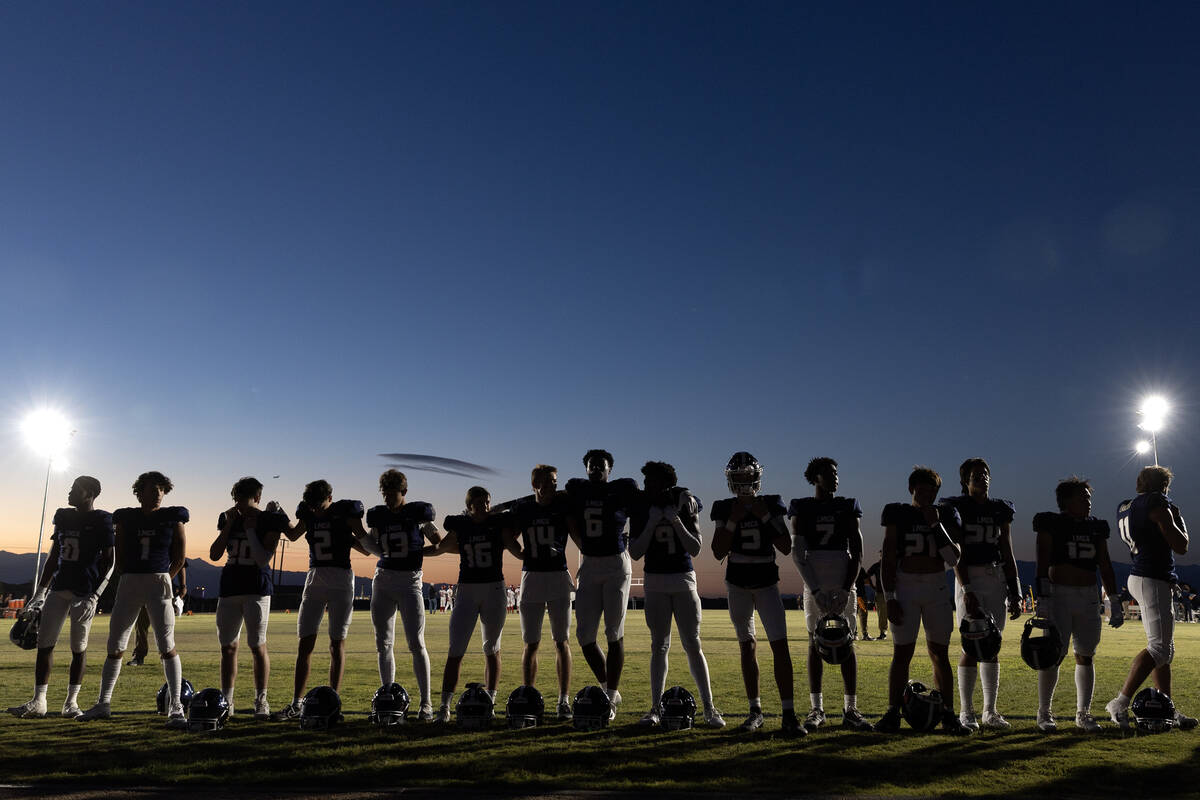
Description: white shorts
xmin=955 ymin=565 xmax=1010 ymax=633
xmin=448 ymin=581 xmax=508 ymax=657
xmin=519 ymin=571 xmax=573 ymax=644
xmin=726 ymin=582 xmax=787 ymax=643
xmin=644 ymin=587 xmax=703 ymax=649
xmin=371 ymin=569 xmax=426 ymax=654
xmin=575 ymin=552 xmax=632 ymax=646
xmin=38 ymin=590 xmax=95 ymax=652
xmin=1129 ymin=575 xmax=1175 ymax=666
xmin=801 ymin=552 xmax=857 ymax=632
xmin=1046 ymin=583 xmax=1101 ymax=660
xmin=216 ymin=595 xmax=271 ymax=648
xmin=108 ymin=573 xmax=176 ymax=654
xmin=297 ymin=567 xmax=354 ymax=640
xmin=891 ymin=570 xmax=953 ymax=647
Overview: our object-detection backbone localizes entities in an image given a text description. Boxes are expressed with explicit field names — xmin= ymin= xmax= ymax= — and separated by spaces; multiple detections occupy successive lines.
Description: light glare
xmin=20 ymin=409 xmax=73 ymax=458
xmin=1140 ymin=395 xmax=1169 ymax=419
xmin=50 ymin=457 xmax=70 ymax=473
xmin=1135 ymin=441 xmax=1151 ymax=455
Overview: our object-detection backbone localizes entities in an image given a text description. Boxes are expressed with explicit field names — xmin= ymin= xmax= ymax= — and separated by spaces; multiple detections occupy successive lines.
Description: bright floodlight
xmin=21 ymin=409 xmax=73 ymax=457
xmin=1140 ymin=395 xmax=1169 ymax=418
xmin=50 ymin=456 xmax=70 ymax=473
xmin=1135 ymin=441 xmax=1151 ymax=455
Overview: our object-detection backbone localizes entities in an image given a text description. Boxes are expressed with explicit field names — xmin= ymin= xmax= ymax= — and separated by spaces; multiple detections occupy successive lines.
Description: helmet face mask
xmin=187 ymin=688 xmax=230 ymax=732
xmin=300 ymin=686 xmax=342 ymax=730
xmin=724 ymin=452 xmax=763 ymax=497
xmin=1020 ymin=616 xmax=1064 ymax=671
xmin=900 ymin=680 xmax=943 ymax=731
xmin=959 ymin=614 xmax=1002 ymax=662
xmin=457 ymin=682 xmax=494 ymax=731
xmin=661 ymin=686 xmax=696 ymax=731
xmin=1131 ymin=688 xmax=1178 ymax=734
xmin=572 ymin=686 xmax=612 ymax=731
xmin=814 ymin=614 xmax=853 ymax=665
xmin=370 ymin=683 xmax=410 ymax=727
xmin=506 ymin=685 xmax=544 ymax=729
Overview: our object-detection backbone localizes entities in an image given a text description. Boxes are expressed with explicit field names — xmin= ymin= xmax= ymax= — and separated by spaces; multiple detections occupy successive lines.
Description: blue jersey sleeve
xmin=1093 ymin=519 xmax=1111 ymax=539
xmin=366 ymin=506 xmax=383 ymax=529
xmin=96 ymin=511 xmax=115 ymax=546
xmin=881 ymin=503 xmax=904 ymax=526
xmin=765 ymin=495 xmax=786 ymax=518
xmin=168 ymin=506 xmax=190 ymax=524
xmin=1032 ymin=512 xmax=1056 ymax=533
xmin=710 ymin=498 xmax=730 ymax=522
xmin=995 ymin=498 xmax=1015 ymax=524
xmin=408 ymin=502 xmax=436 ymax=523
xmin=848 ymin=498 xmax=864 ymax=518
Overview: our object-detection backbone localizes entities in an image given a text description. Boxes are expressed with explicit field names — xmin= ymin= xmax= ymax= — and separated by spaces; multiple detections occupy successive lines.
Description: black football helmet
xmin=661 ymin=686 xmax=697 ymax=731
xmin=959 ymin=614 xmax=1002 ymax=662
xmin=900 ymin=680 xmax=943 ymax=732
xmin=572 ymin=685 xmax=612 ymax=731
xmin=369 ymin=683 xmax=410 ymax=726
xmin=300 ymin=686 xmax=342 ymax=730
xmin=1131 ymin=687 xmax=1177 ymax=734
xmin=814 ymin=614 xmax=854 ymax=665
xmin=187 ymin=688 xmax=231 ymax=732
xmin=456 ymin=682 xmax=494 ymax=731
xmin=724 ymin=452 xmax=763 ymax=497
xmin=156 ymin=679 xmax=196 ymax=714
xmin=506 ymin=685 xmax=544 ymax=729
xmin=9 ymin=604 xmax=40 ymax=651
xmin=1019 ymin=616 xmax=1064 ymax=671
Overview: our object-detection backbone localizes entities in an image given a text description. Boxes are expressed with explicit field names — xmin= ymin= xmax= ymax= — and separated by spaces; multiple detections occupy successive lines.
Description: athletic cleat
xmin=436 ymin=705 xmax=451 ymax=724
xmin=126 ymin=656 xmax=145 ymax=667
xmin=942 ymin=711 xmax=973 ymax=736
xmin=417 ymin=703 xmax=434 ymax=722
xmin=7 ymin=699 xmax=47 ymax=719
xmin=557 ymin=700 xmax=573 ymax=721
xmin=842 ymin=706 xmax=873 ymax=731
xmin=1176 ymin=710 xmax=1198 ymax=731
xmin=704 ymin=706 xmax=726 ymax=729
xmin=77 ymin=702 xmax=111 ymax=721
xmin=981 ymin=711 xmax=1011 ymax=730
xmin=861 ymin=633 xmax=873 ymax=641
xmin=1105 ymin=698 xmax=1131 ymax=732
xmin=639 ymin=707 xmax=662 ymax=727
xmin=877 ymin=631 xmax=887 ymax=640
xmin=254 ymin=697 xmax=271 ymax=721
xmin=803 ymin=707 xmax=826 ymax=732
xmin=1075 ymin=711 xmax=1102 ymax=733
xmin=959 ymin=710 xmax=980 ymax=731
xmin=740 ymin=709 xmax=765 ymax=732
xmin=1036 ymin=711 xmax=1058 ymax=732
xmin=608 ymin=689 xmax=623 ymax=708
xmin=874 ymin=706 xmax=903 ymax=733
xmin=62 ymin=702 xmax=83 ymax=719
xmin=780 ymin=709 xmax=807 ymax=736
xmin=271 ymin=701 xmax=302 ymax=722
xmin=166 ymin=702 xmax=187 ymax=729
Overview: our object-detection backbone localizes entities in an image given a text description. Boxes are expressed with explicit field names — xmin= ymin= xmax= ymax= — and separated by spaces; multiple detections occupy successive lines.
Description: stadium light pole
xmin=20 ymin=410 xmax=74 ymax=593
xmin=1137 ymin=395 xmax=1169 ymax=466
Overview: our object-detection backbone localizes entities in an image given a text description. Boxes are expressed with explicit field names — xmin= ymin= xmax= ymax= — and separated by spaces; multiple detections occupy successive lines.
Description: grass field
xmin=2 ymin=609 xmax=1199 ymax=796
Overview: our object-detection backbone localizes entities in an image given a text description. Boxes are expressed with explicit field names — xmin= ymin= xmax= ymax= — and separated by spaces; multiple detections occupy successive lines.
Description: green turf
xmin=2 ymin=609 xmax=1198 ymax=796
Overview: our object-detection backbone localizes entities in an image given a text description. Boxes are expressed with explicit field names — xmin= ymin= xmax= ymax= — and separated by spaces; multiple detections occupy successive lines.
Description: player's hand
xmin=661 ymin=504 xmax=680 ymax=523
xmin=887 ymin=598 xmax=904 ymax=626
xmin=266 ymin=500 xmax=280 ymax=513
xmin=920 ymin=505 xmax=940 ymax=527
xmin=728 ymin=502 xmax=749 ymax=524
xmin=963 ymin=591 xmax=981 ymax=617
xmin=646 ymin=506 xmax=665 ymax=525
xmin=77 ymin=594 xmax=99 ymax=624
xmin=814 ymin=590 xmax=832 ymax=614
xmin=1108 ymin=605 xmax=1125 ymax=629
xmin=178 ymin=584 xmax=188 ymax=597
xmin=224 ymin=505 xmax=240 ymax=524
xmin=1007 ymin=592 xmax=1022 ymax=620
xmin=28 ymin=587 xmax=49 ymax=611
xmin=829 ymin=589 xmax=849 ymax=613
xmin=749 ymin=498 xmax=770 ymax=520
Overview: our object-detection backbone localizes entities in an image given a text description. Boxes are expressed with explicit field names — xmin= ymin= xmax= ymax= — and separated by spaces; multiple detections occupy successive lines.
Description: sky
xmin=1 ymin=2 xmax=1198 ymax=594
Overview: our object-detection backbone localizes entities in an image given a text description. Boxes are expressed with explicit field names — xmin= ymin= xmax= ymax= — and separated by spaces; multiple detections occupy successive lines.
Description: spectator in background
xmin=864 ymin=558 xmax=887 ymax=641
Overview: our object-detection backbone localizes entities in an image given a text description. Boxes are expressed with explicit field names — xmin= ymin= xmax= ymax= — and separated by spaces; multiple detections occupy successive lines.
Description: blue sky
xmin=1 ymin=2 xmax=1197 ymax=591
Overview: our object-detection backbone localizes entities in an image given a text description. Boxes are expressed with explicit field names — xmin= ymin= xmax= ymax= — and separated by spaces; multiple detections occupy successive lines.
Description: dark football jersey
xmin=113 ymin=506 xmax=189 ymax=574
xmin=509 ymin=495 xmax=571 ymax=572
xmin=630 ymin=488 xmax=701 ymax=574
xmin=216 ymin=510 xmax=288 ymax=597
xmin=444 ymin=513 xmax=507 ymax=584
xmin=366 ymin=501 xmax=436 ymax=571
xmin=1032 ymin=511 xmax=1108 ymax=573
xmin=296 ymin=499 xmax=364 ymax=569
xmin=939 ymin=495 xmax=1015 ymax=567
xmin=788 ymin=496 xmax=862 ymax=554
xmin=49 ymin=508 xmax=115 ymax=596
xmin=565 ymin=477 xmax=639 ymax=557
xmin=881 ymin=503 xmax=962 ymax=561
xmin=712 ymin=495 xmax=787 ymax=589
xmin=1117 ymin=493 xmax=1179 ymax=581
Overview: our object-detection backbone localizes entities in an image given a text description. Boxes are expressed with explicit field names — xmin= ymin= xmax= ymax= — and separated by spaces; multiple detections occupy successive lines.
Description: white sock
xmin=222 ymin=687 xmax=234 ymax=706
xmin=34 ymin=684 xmax=48 ymax=703
xmin=163 ymin=654 xmax=182 ymax=708
xmin=649 ymin=642 xmax=668 ymax=707
xmin=440 ymin=691 xmax=453 ymax=708
xmin=412 ymin=648 xmax=431 ymax=707
xmin=1075 ymin=664 xmax=1095 ymax=713
xmin=749 ymin=696 xmax=762 ymax=711
xmin=980 ymin=662 xmax=999 ymax=714
xmin=99 ymin=657 xmax=121 ymax=704
xmin=810 ymin=692 xmax=823 ymax=711
xmin=256 ymin=689 xmax=267 ymax=702
xmin=958 ymin=664 xmax=978 ymax=713
xmin=486 ymin=689 xmax=496 ymax=702
xmin=1115 ymin=692 xmax=1131 ymax=710
xmin=66 ymin=684 xmax=81 ymax=705
xmin=681 ymin=641 xmax=713 ymax=711
xmin=599 ymin=682 xmax=608 ymax=692
xmin=844 ymin=693 xmax=857 ymax=711
xmin=558 ymin=693 xmax=569 ymax=705
xmin=378 ymin=650 xmax=395 ymax=686
xmin=1037 ymin=668 xmax=1058 ymax=715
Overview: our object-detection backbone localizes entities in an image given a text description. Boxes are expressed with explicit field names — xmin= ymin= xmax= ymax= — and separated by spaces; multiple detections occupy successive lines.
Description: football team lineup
xmin=5 ymin=451 xmax=1193 ymax=747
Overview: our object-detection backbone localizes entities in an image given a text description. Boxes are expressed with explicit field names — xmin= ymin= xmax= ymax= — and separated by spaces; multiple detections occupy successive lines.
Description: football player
xmin=939 ymin=458 xmax=1021 ymax=730
xmin=504 ymin=465 xmax=579 ymax=720
xmin=7 ymin=476 xmax=114 ymax=719
xmin=711 ymin=452 xmax=800 ymax=734
xmin=874 ymin=467 xmax=970 ymax=735
xmin=629 ymin=461 xmax=724 ymax=728
xmin=428 ymin=486 xmax=509 ymax=722
xmin=212 ymin=477 xmax=288 ymax=720
xmin=567 ymin=449 xmax=639 ymax=711
xmin=1107 ymin=466 xmax=1196 ymax=730
xmin=273 ymin=480 xmax=370 ymax=720
xmin=789 ymin=458 xmax=871 ymax=731
xmin=1031 ymin=477 xmax=1122 ymax=732
xmin=355 ymin=470 xmax=440 ymax=720
xmin=78 ymin=471 xmax=188 ymax=726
